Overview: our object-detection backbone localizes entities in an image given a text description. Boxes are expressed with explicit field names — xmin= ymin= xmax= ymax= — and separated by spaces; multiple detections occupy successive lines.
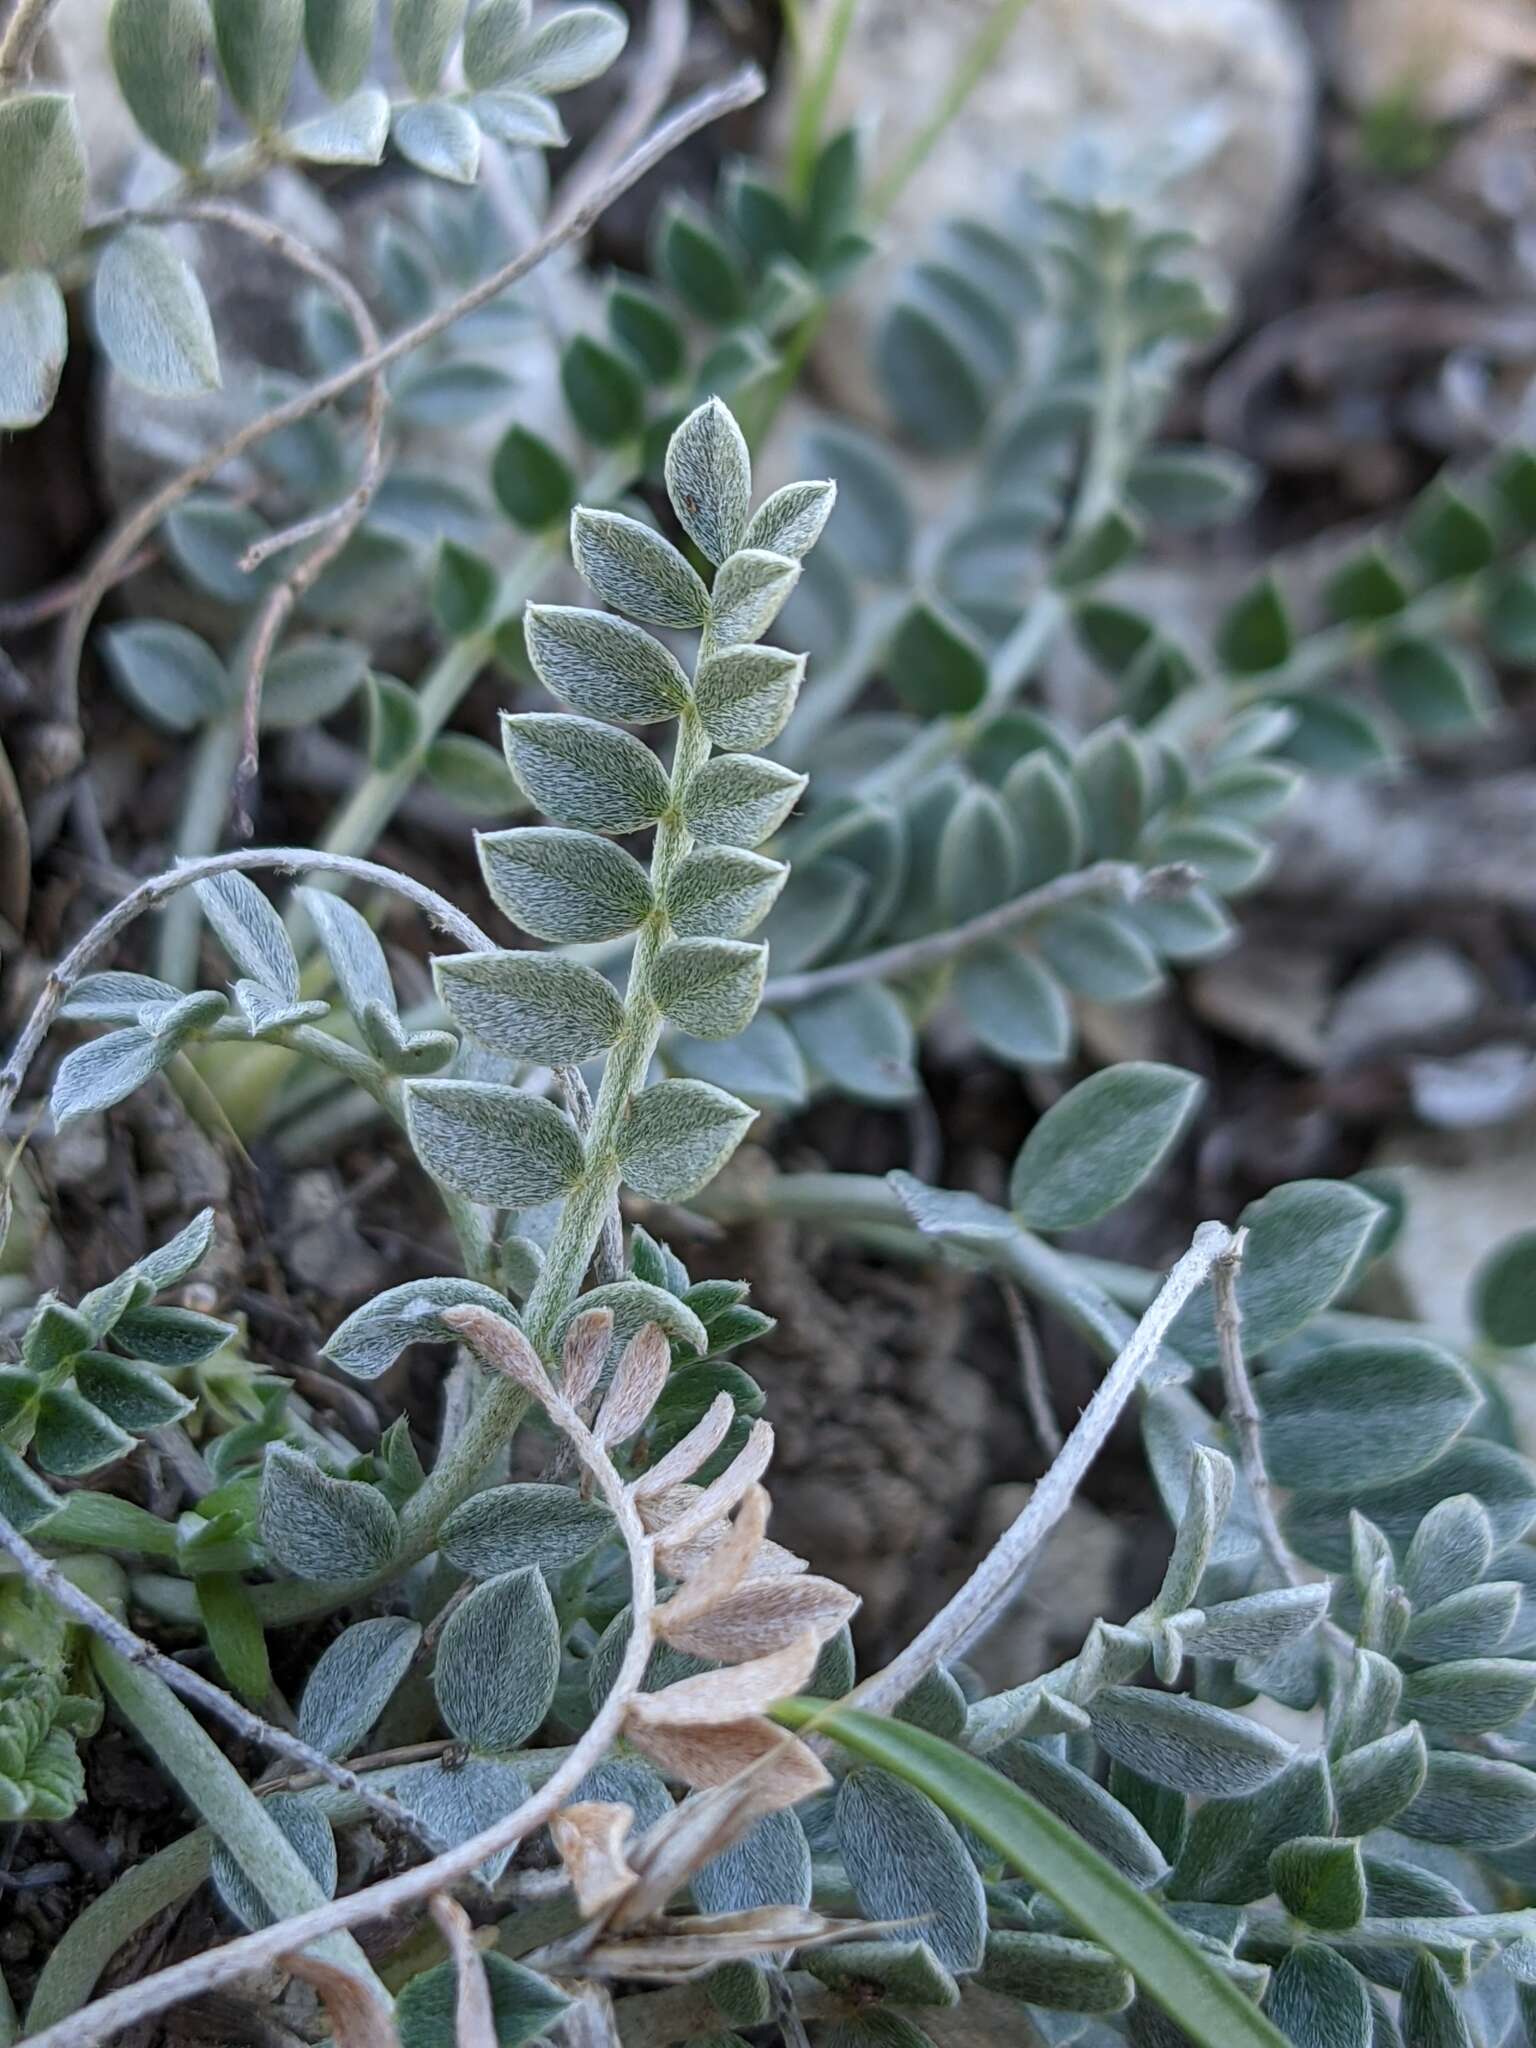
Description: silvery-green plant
xmin=79 ymin=104 xmax=871 ymax=1004
xmin=5 ymin=81 xmax=1536 ymax=2048
xmin=699 ymin=187 xmax=1536 ymax=1115
xmin=0 ymin=0 xmax=630 ymax=429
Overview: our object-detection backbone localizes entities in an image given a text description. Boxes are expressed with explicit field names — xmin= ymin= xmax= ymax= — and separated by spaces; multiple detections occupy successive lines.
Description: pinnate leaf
xmin=617 ymin=1079 xmax=755 ymax=1201
xmin=0 ymin=270 xmax=68 ymax=430
xmin=324 ymin=1277 xmax=519 ymax=1379
xmin=652 ymin=938 xmax=766 ymax=1040
xmin=478 ymin=825 xmax=654 ymax=942
xmin=259 ymin=1446 xmax=400 ymax=1580
xmin=501 ymin=711 xmax=670 ymax=833
xmin=695 ymin=646 xmax=805 ymax=751
xmin=573 ymin=507 xmax=712 ymax=626
xmin=94 ymin=228 xmax=220 ymax=398
xmin=109 ymin=0 xmax=219 ymax=166
xmin=666 ymin=846 xmax=787 ymax=939
xmin=439 ymin=1483 xmax=615 ymax=1579
xmin=298 ymin=1616 xmax=421 ymax=1758
xmin=836 ymin=1768 xmax=987 ymax=1974
xmin=524 ymin=603 xmax=689 ymax=725
xmin=665 ymin=396 xmax=752 ymax=566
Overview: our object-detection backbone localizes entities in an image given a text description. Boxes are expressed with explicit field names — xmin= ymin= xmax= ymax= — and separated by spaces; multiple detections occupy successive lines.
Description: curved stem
xmin=761 ymin=857 xmax=1190 ymax=1006
xmin=850 ymin=1222 xmax=1232 ymax=1713
xmin=90 ymin=1645 xmax=385 ymax=1997
xmin=155 ymin=713 xmax=243 ymax=989
xmin=50 ymin=65 xmax=766 ymax=722
xmin=0 ymin=846 xmax=492 ymax=1134
xmin=0 ymin=0 xmax=60 ymax=89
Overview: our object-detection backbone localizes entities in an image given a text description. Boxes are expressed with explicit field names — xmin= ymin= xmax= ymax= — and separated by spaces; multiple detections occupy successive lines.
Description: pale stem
xmin=760 ymin=857 xmax=1194 ymax=1006
xmin=0 ymin=0 xmax=60 ymax=89
xmin=1212 ymin=1227 xmax=1305 ymax=1588
xmin=850 ymin=1221 xmax=1235 ymax=1713
xmin=999 ymin=1274 xmax=1062 ymax=1458
xmin=50 ymin=64 xmax=767 ymax=720
xmin=0 ymin=1511 xmax=435 ymax=1846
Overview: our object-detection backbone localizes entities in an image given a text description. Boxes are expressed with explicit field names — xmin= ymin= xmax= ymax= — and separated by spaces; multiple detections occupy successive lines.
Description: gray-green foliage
xmin=0 ymin=0 xmax=628 ymax=430
xmin=17 ymin=112 xmax=1536 ymax=2048
xmin=0 ymin=1211 xmax=222 ymax=1530
xmin=668 ymin=182 xmax=1536 ymax=1121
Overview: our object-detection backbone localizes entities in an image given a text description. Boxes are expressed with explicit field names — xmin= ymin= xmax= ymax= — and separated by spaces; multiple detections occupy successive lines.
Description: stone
xmin=1331 ymin=0 xmax=1536 ymax=123
xmin=781 ymin=0 xmax=1314 ymax=424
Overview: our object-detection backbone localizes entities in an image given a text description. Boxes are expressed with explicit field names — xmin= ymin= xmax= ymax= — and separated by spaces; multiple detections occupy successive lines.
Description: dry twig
xmin=0 ymin=846 xmax=493 ymax=1134
xmin=851 ymin=1220 xmax=1236 ymax=1714
xmin=0 ymin=1509 xmax=438 ymax=1848
xmin=50 ymin=63 xmax=765 ymax=721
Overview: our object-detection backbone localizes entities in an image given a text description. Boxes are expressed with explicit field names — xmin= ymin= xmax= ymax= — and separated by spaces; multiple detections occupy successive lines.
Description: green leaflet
xmin=771 ymin=1703 xmax=1290 ymax=2048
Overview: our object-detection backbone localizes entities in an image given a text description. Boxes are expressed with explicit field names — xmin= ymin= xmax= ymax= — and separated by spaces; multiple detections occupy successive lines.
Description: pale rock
xmin=1375 ymin=1113 xmax=1536 ymax=1344
xmin=1333 ymin=0 xmax=1536 ymax=123
xmin=784 ymin=0 xmax=1314 ymax=424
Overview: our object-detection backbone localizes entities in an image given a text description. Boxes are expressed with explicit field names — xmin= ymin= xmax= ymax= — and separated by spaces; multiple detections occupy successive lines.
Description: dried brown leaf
xmin=624 ymin=1713 xmax=831 ymax=1801
xmin=549 ymin=1801 xmax=638 ymax=1921
xmin=656 ymin=1484 xmax=769 ymax=1636
xmin=631 ymin=1392 xmax=735 ymax=1501
xmin=546 ymin=1980 xmax=620 ymax=2045
xmin=282 ymin=1953 xmax=402 ymax=2047
xmin=650 ymin=1419 xmax=775 ymax=1560
xmin=593 ymin=1322 xmax=670 ymax=1446
xmin=442 ymin=1306 xmax=549 ymax=1399
xmin=560 ymin=1308 xmax=614 ymax=1412
xmin=658 ymin=1572 xmax=859 ymax=1662
xmin=613 ymin=1725 xmax=829 ymax=1925
xmin=584 ymin=1906 xmax=852 ymax=1978
xmin=627 ymin=1630 xmax=818 ymax=1727
xmin=429 ymin=1894 xmax=497 ymax=2048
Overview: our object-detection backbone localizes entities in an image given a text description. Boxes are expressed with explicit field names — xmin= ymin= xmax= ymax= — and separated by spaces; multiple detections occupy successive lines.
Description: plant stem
xmin=90 ymin=1645 xmax=385 ymax=1995
xmin=0 ymin=0 xmax=60 ymax=89
xmin=156 ymin=714 xmax=242 ymax=990
xmin=399 ymin=691 xmax=718 ymax=1546
xmin=1211 ymin=1229 xmax=1303 ymax=1587
xmin=866 ymin=0 xmax=1037 ymax=218
xmin=761 ymin=857 xmax=1188 ymax=1006
xmin=1068 ymin=216 xmax=1134 ymax=542
xmin=851 ymin=1221 xmax=1232 ymax=1709
xmin=785 ymin=0 xmax=862 ymax=200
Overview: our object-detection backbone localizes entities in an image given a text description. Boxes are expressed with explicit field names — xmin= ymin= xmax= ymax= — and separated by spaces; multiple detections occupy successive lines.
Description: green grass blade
xmin=771 ymin=1698 xmax=1289 ymax=2048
